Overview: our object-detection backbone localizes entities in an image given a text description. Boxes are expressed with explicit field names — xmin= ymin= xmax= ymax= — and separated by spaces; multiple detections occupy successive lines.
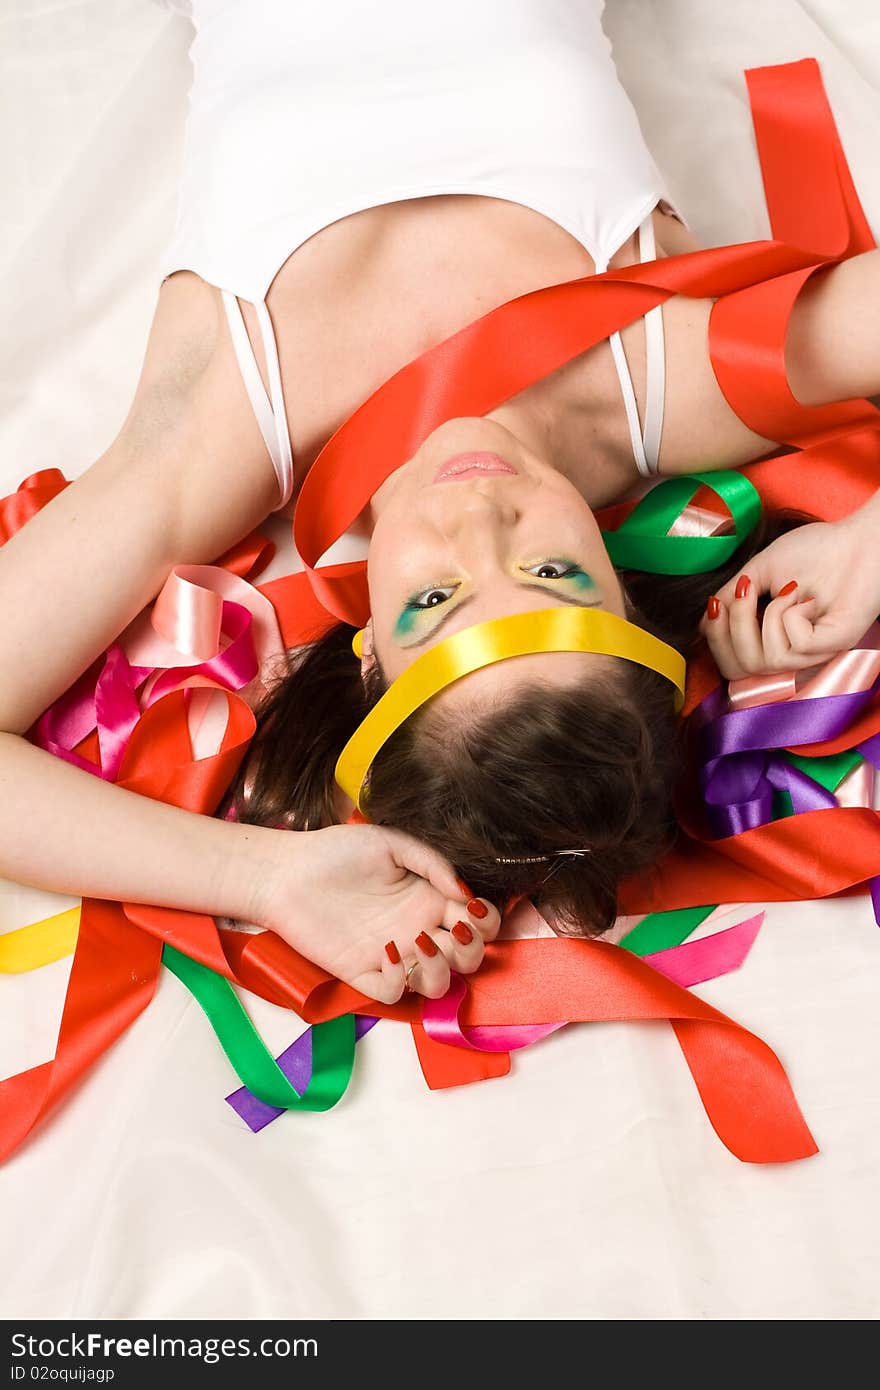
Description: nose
xmin=434 ymin=483 xmax=521 ymax=576
xmin=439 ymin=481 xmax=522 ymax=531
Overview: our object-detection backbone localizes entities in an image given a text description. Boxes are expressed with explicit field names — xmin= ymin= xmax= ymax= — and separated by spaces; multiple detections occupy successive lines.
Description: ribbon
xmin=419 ymin=908 xmax=765 ymax=1048
xmin=2 ymin=57 xmax=875 ymax=1165
xmin=0 ymin=907 xmax=80 ymax=973
xmin=0 ymin=688 xmax=254 ymax=1163
xmin=225 ymin=1016 xmax=378 ymax=1134
xmin=601 ymin=472 xmax=762 ymax=574
xmin=336 ymin=608 xmax=686 ymax=808
xmin=163 ymin=944 xmax=357 ymax=1112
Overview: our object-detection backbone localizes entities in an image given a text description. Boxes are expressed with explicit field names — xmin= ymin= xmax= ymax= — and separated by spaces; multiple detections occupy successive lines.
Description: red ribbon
xmin=2 ymin=57 xmax=875 ymax=1164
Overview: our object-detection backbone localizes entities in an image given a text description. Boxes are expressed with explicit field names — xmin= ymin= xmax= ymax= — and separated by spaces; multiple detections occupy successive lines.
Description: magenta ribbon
xmin=32 ymin=596 xmax=262 ymax=775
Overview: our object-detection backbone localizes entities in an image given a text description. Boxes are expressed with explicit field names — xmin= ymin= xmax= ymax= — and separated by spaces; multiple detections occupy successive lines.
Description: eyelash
xmin=405 ymin=560 xmax=585 ymax=610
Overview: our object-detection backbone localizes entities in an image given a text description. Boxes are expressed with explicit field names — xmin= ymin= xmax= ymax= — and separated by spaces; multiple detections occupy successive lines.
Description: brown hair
xmin=229 ymin=511 xmax=807 ymax=935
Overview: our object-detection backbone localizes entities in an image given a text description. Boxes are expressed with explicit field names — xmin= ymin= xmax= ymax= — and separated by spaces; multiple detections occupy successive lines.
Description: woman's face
xmin=366 ymin=416 xmax=626 ymax=697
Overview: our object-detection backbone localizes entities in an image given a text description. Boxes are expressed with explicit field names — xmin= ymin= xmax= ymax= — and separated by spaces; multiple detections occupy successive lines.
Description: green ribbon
xmin=785 ymin=748 xmax=863 ymax=793
xmin=162 ymin=944 xmax=355 ymax=1111
xmin=772 ymin=748 xmax=863 ymax=820
xmin=601 ymin=471 xmax=762 ymax=574
xmin=618 ymin=905 xmax=716 ymax=956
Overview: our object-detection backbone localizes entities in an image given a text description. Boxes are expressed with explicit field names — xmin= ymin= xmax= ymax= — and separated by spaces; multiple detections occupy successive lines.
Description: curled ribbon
xmin=601 ymin=471 xmax=762 ymax=574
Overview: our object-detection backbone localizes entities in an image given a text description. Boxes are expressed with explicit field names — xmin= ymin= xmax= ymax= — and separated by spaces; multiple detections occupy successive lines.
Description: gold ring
xmin=404 ymin=959 xmax=420 ymax=994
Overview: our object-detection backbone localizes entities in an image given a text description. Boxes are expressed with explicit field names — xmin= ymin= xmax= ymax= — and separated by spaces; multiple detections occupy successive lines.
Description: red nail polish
xmin=466 ymin=898 xmax=489 ymax=919
xmin=455 ymin=876 xmax=475 ymax=899
xmin=777 ymin=580 xmax=798 ymax=597
xmin=451 ymin=920 xmax=474 ymax=945
xmin=384 ymin=941 xmax=401 ymax=965
xmin=706 ymin=595 xmax=720 ymax=620
xmin=734 ymin=575 xmax=751 ymax=600
xmin=415 ymin=931 xmax=439 ymax=957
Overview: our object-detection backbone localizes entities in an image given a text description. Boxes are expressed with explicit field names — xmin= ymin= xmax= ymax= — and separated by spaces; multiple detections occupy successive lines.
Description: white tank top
xmin=158 ymin=0 xmax=675 ymax=500
xmin=161 ymin=0 xmax=672 ymax=298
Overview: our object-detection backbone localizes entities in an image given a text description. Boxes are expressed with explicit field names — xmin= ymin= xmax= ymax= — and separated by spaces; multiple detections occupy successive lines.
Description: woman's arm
xmin=653 ymin=250 xmax=880 ymax=477
xmin=0 ymin=281 xmax=281 ymax=903
xmin=0 ymin=280 xmax=497 ymax=997
xmin=785 ymin=249 xmax=880 ymax=407
xmin=0 ymin=282 xmax=280 ymax=734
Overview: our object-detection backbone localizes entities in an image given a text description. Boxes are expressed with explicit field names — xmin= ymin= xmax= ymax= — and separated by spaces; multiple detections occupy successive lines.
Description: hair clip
xmin=493 ymin=848 xmax=590 ymax=865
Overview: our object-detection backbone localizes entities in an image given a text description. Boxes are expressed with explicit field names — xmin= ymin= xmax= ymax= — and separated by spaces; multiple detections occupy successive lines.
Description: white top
xmin=159 ymin=0 xmax=674 ymax=503
xmin=161 ymin=0 xmax=673 ymax=301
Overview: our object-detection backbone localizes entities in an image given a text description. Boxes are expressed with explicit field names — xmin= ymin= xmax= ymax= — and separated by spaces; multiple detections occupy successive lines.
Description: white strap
xmin=599 ymin=213 xmax=667 ymax=478
xmin=255 ymin=300 xmax=295 ymax=509
xmin=638 ymin=215 xmax=666 ymax=475
xmin=221 ymin=291 xmax=279 ymax=468
xmin=607 ymin=329 xmax=650 ymax=476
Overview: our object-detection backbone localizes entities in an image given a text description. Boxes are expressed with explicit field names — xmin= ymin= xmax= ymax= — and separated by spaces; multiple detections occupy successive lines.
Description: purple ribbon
xmin=696 ymin=677 xmax=880 ymax=838
xmin=226 ymin=1015 xmax=378 ymax=1133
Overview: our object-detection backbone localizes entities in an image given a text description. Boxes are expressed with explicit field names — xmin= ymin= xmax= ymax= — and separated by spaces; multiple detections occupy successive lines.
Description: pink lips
xmin=432 ymin=452 xmax=517 ymax=483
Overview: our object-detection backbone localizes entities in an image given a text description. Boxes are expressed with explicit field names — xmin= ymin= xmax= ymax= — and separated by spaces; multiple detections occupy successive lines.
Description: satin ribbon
xmin=163 ymin=944 xmax=357 ymax=1112
xmin=226 ymin=1016 xmax=378 ymax=1134
xmin=0 ymin=907 xmax=80 ymax=973
xmin=32 ymin=594 xmax=264 ymax=776
xmin=0 ymin=689 xmax=255 ymax=1164
xmin=138 ymin=563 xmax=284 ymax=669
xmin=601 ymin=472 xmax=762 ymax=574
xmin=117 ymin=897 xmax=814 ymax=1162
xmin=697 ymin=651 xmax=880 ymax=838
xmin=336 ymin=608 xmax=687 ymax=809
xmin=418 ymin=910 xmax=765 ymax=1053
xmin=2 ymin=57 xmax=874 ymax=1165
xmin=618 ymin=905 xmax=715 ymax=956
xmin=728 ymin=632 xmax=880 ymax=710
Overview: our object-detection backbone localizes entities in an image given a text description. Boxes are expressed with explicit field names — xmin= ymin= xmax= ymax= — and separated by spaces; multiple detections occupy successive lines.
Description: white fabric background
xmin=2 ymin=0 xmax=880 ymax=1320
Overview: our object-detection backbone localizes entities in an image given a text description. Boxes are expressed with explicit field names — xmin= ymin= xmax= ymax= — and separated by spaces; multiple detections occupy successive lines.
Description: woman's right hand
xmin=251 ymin=822 xmax=501 ymax=1003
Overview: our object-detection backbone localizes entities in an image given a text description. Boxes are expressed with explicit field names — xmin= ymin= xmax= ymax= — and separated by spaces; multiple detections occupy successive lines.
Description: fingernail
xmin=451 ymin=920 xmax=474 ymax=945
xmin=455 ymin=876 xmax=475 ymax=899
xmin=734 ymin=575 xmax=751 ymax=600
xmin=706 ymin=595 xmax=720 ymax=620
xmin=777 ymin=580 xmax=798 ymax=597
xmin=384 ymin=940 xmax=401 ymax=965
xmin=466 ymin=898 xmax=489 ymax=919
xmin=415 ymin=931 xmax=439 ymax=957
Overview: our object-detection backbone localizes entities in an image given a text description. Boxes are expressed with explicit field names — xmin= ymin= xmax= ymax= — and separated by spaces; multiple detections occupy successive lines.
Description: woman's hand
xmin=699 ymin=514 xmax=880 ymax=679
xmin=251 ymin=822 xmax=500 ymax=1004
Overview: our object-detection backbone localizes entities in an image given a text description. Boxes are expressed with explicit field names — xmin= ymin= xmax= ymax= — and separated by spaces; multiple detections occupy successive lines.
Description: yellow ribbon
xmin=0 ymin=905 xmax=80 ymax=973
xmin=337 ymin=608 xmax=685 ymax=810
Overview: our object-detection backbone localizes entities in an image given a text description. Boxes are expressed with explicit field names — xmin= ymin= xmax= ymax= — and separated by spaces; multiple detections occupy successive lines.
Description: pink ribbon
xmin=668 ymin=502 xmax=734 ymax=539
xmin=137 ymin=564 xmax=283 ymax=669
xmin=643 ymin=911 xmax=765 ymax=986
xmin=31 ymin=564 xmax=283 ymax=775
xmin=728 ymin=624 xmax=880 ymax=710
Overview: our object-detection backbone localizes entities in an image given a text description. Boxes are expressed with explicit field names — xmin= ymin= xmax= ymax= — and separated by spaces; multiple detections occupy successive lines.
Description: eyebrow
xmin=400 ymin=583 xmax=603 ymax=650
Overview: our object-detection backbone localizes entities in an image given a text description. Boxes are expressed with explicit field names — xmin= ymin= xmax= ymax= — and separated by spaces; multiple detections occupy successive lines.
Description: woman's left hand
xmin=699 ymin=515 xmax=880 ymax=679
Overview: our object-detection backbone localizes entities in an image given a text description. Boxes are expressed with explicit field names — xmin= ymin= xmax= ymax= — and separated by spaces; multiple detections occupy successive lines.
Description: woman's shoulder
xmin=120 ymin=271 xmax=233 ymax=449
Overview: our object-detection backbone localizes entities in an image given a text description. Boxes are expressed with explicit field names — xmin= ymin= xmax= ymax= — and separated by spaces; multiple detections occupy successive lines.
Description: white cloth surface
xmin=2 ymin=0 xmax=880 ymax=1320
